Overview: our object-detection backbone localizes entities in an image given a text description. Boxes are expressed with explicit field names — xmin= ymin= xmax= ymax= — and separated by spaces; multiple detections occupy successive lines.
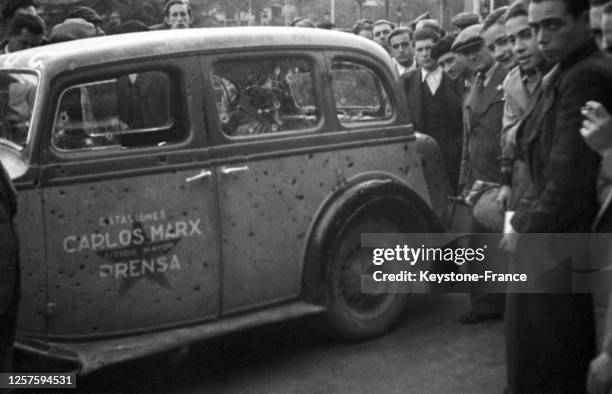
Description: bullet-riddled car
xmin=0 ymin=27 xmax=450 ymax=374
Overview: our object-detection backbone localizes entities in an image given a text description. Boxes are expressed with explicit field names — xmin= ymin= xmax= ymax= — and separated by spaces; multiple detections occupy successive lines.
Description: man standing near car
xmin=388 ymin=27 xmax=416 ymax=76
xmin=501 ymin=0 xmax=612 ymax=392
xmin=372 ymin=19 xmax=394 ymax=52
xmin=452 ymin=22 xmax=508 ymax=324
xmin=151 ymin=0 xmax=191 ymax=30
xmin=403 ymin=28 xmax=463 ymax=192
xmin=0 ymin=160 xmax=19 ymax=376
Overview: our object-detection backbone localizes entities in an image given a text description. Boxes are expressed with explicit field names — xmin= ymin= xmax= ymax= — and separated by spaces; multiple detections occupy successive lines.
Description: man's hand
xmin=499 ymin=231 xmax=519 ymax=254
xmin=587 ymin=352 xmax=612 ymax=394
xmin=581 ymin=101 xmax=612 ymax=156
xmin=496 ymin=185 xmax=512 ymax=210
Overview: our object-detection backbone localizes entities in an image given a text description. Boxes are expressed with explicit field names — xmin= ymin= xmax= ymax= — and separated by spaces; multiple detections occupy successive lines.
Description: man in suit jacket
xmin=403 ymin=28 xmax=463 ymax=192
xmin=452 ymin=23 xmax=508 ymax=324
xmin=501 ymin=0 xmax=612 ymax=392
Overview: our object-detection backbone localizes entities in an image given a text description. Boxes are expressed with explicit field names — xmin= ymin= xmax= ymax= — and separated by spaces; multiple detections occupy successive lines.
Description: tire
xmin=326 ymin=212 xmax=411 ymax=340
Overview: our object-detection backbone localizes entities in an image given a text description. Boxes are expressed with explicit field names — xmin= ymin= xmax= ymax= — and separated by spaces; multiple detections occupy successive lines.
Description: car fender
xmin=301 ymin=171 xmax=444 ymax=305
xmin=412 ymin=132 xmax=453 ymax=222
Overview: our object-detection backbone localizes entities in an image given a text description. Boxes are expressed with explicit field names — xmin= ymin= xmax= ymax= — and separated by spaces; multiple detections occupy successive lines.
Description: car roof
xmin=0 ymin=27 xmax=394 ymax=74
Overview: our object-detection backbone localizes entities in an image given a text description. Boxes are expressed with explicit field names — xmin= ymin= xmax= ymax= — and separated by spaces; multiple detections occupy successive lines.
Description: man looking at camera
xmin=500 ymin=0 xmax=612 ymax=392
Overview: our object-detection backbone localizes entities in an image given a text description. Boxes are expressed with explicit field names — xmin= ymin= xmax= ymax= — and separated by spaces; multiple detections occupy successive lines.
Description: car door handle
xmin=221 ymin=165 xmax=249 ymax=175
xmin=186 ymin=169 xmax=212 ymax=183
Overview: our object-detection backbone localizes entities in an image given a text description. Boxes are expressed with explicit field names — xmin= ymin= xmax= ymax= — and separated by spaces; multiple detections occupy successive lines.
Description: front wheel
xmin=326 ymin=213 xmax=409 ymax=340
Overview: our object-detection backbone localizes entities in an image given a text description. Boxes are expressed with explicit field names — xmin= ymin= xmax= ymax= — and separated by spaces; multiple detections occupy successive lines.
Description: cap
xmin=431 ymin=34 xmax=456 ymax=60
xmin=67 ymin=6 xmax=103 ymax=25
xmin=49 ymin=18 xmax=98 ymax=43
xmin=451 ymin=23 xmax=483 ymax=53
xmin=451 ymin=12 xmax=479 ymax=30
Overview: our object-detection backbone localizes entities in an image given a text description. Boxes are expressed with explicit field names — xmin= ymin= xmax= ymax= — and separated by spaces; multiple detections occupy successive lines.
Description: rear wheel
xmin=326 ymin=212 xmax=412 ymax=340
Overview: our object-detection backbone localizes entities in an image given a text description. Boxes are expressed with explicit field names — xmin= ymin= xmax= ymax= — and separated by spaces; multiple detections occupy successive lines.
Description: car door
xmin=200 ymin=51 xmax=333 ymax=314
xmin=39 ymin=58 xmax=221 ymax=337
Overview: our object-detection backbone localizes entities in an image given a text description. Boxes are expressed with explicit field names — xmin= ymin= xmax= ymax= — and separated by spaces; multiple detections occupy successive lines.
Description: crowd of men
xmin=2 ymin=0 xmax=612 ymax=393
xmin=359 ymin=0 xmax=612 ymax=393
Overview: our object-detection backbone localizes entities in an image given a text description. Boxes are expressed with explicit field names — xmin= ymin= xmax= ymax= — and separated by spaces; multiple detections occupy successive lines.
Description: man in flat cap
xmin=387 ymin=27 xmax=415 ymax=76
xmin=451 ymin=12 xmax=480 ymax=34
xmin=452 ymin=22 xmax=508 ymax=324
xmin=403 ymin=28 xmax=463 ymax=193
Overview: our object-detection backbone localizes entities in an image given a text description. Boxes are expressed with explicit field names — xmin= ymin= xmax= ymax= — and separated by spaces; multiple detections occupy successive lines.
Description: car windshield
xmin=0 ymin=70 xmax=38 ymax=151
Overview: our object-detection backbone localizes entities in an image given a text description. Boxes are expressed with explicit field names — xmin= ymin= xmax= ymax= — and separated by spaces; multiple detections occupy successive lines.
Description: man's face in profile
xmin=166 ymin=4 xmax=191 ymax=29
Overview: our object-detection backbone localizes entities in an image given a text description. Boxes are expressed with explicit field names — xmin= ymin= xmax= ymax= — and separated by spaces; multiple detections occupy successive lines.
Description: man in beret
xmin=433 ymin=34 xmax=472 ymax=81
xmin=451 ymin=12 xmax=480 ymax=34
xmin=452 ymin=22 xmax=508 ymax=324
xmin=403 ymin=28 xmax=463 ymax=193
xmin=388 ymin=27 xmax=415 ymax=75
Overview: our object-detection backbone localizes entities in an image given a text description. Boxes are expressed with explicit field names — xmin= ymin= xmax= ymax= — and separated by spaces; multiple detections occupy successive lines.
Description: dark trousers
xmin=468 ymin=221 xmax=505 ymax=315
xmin=506 ymin=293 xmax=595 ymax=394
xmin=0 ymin=216 xmax=19 ymax=375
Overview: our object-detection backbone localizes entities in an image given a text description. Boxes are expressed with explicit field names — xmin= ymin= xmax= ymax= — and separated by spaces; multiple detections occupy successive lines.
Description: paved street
xmin=79 ymin=294 xmax=505 ymax=394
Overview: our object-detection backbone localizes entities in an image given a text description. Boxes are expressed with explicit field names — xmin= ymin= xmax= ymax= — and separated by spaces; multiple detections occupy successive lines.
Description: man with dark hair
xmin=452 ymin=23 xmax=508 ymax=324
xmin=498 ymin=3 xmax=549 ymax=393
xmin=387 ymin=27 xmax=415 ymax=75
xmin=151 ymin=0 xmax=191 ymax=30
xmin=500 ymin=0 xmax=612 ymax=392
xmin=433 ymin=34 xmax=471 ymax=81
xmin=498 ymin=2 xmax=547 ymax=211
xmin=590 ymin=0 xmax=612 ymax=50
xmin=372 ymin=19 xmax=395 ymax=51
xmin=1 ymin=12 xmax=43 ymax=52
xmin=403 ymin=28 xmax=463 ymax=193
xmin=0 ymin=160 xmax=19 ymax=376
xmin=481 ymin=6 xmax=517 ymax=70
xmin=1 ymin=0 xmax=36 ymax=23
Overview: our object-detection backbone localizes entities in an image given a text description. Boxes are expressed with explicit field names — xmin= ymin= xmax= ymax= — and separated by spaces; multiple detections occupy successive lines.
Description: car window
xmin=331 ymin=61 xmax=392 ymax=126
xmin=0 ymin=71 xmax=38 ymax=150
xmin=52 ymin=71 xmax=179 ymax=151
xmin=212 ymin=57 xmax=318 ymax=137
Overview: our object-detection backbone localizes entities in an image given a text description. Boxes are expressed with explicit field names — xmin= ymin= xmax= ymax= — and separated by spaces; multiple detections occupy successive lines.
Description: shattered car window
xmin=53 ymin=71 xmax=177 ymax=151
xmin=331 ymin=61 xmax=393 ymax=125
xmin=213 ymin=57 xmax=319 ymax=137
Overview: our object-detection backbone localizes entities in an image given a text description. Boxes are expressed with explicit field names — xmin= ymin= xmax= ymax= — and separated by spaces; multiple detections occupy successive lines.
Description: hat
xmin=118 ymin=20 xmax=149 ymax=34
xmin=451 ymin=23 xmax=483 ymax=53
xmin=67 ymin=6 xmax=103 ymax=25
xmin=451 ymin=12 xmax=479 ymax=30
xmin=431 ymin=34 xmax=456 ymax=60
xmin=49 ymin=18 xmax=98 ymax=43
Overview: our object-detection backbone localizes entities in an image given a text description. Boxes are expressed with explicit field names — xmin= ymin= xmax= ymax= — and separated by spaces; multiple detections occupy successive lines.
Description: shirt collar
xmin=421 ymin=66 xmax=442 ymax=81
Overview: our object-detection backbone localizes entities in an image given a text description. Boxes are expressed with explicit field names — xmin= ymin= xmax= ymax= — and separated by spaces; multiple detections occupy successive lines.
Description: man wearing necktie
xmin=452 ymin=22 xmax=508 ymax=324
